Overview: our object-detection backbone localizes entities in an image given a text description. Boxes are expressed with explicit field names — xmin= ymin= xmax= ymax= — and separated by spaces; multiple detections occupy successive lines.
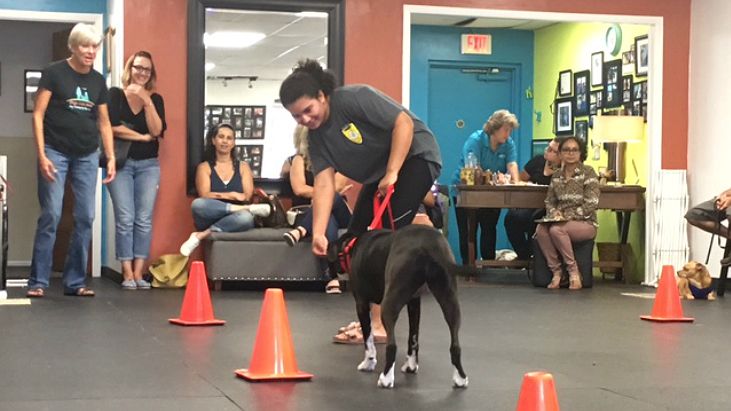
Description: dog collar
xmin=339 ymin=237 xmax=358 ymax=274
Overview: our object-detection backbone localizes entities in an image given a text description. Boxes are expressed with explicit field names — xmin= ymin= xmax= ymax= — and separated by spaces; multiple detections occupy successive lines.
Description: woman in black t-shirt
xmin=107 ymin=51 xmax=167 ymax=290
xmin=27 ymin=23 xmax=115 ymax=298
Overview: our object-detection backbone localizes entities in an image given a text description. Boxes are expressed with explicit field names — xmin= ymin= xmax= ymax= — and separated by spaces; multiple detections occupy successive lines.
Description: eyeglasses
xmin=545 ymin=147 xmax=558 ymax=153
xmin=561 ymin=147 xmax=580 ymax=153
xmin=132 ymin=65 xmax=152 ymax=74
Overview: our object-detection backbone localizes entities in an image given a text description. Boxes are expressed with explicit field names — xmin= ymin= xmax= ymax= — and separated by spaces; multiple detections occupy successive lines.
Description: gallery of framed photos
xmin=204 ymin=105 xmax=266 ymax=177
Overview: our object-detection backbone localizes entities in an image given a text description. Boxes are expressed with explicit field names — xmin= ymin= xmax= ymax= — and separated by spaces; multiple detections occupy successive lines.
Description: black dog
xmin=328 ymin=224 xmax=476 ymax=389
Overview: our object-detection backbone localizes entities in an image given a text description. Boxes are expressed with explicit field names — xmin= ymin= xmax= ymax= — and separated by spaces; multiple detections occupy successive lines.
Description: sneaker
xmin=121 ymin=280 xmax=137 ymax=290
xmin=180 ymin=233 xmax=200 ymax=257
xmin=248 ymin=203 xmax=271 ymax=218
xmin=135 ymin=279 xmax=152 ymax=289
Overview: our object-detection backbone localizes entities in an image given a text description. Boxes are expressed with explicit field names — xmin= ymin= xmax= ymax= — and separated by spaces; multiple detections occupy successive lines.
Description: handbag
xmin=148 ymin=254 xmax=189 ymax=288
xmin=99 ymin=137 xmax=131 ymax=169
xmin=286 ymin=204 xmax=311 ymax=227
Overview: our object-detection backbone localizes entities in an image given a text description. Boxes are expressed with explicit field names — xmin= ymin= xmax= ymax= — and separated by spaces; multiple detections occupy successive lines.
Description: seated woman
xmin=504 ymin=138 xmax=560 ymax=260
xmin=685 ymin=187 xmax=731 ymax=266
xmin=534 ymin=136 xmax=599 ymax=290
xmin=179 ymin=123 xmax=271 ymax=256
xmin=282 ymin=126 xmax=352 ymax=293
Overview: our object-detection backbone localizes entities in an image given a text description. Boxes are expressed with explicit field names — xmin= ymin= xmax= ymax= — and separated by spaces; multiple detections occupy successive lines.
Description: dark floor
xmin=1 ymin=273 xmax=730 ymax=411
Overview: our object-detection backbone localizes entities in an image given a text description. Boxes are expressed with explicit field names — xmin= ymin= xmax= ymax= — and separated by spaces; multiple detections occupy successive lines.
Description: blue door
xmin=427 ymin=63 xmax=519 ymax=261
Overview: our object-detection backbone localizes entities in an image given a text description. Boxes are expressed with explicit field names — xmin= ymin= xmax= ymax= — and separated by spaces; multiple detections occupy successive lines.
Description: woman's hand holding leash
xmin=378 ymin=172 xmax=397 ymax=196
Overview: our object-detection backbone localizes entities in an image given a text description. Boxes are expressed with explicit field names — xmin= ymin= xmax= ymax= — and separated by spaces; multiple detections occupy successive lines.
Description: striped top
xmin=545 ymin=164 xmax=600 ymax=226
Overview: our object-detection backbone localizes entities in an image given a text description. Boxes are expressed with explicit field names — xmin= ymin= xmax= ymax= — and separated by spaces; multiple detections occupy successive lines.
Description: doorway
xmin=403 ymin=5 xmax=663 ymax=280
xmin=428 ymin=62 xmax=519 ymax=256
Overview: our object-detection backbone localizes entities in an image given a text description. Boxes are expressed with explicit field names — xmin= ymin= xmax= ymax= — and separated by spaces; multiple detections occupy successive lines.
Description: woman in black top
xmin=179 ymin=123 xmax=271 ymax=257
xmin=107 ymin=51 xmax=166 ymax=290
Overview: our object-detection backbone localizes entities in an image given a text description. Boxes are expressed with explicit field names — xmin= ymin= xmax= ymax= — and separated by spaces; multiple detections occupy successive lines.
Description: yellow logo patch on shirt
xmin=341 ymin=123 xmax=363 ymax=144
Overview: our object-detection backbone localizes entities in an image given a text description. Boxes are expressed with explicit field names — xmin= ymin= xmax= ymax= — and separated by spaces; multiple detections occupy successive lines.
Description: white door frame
xmin=0 ymin=9 xmax=104 ymax=278
xmin=403 ymin=5 xmax=664 ymax=282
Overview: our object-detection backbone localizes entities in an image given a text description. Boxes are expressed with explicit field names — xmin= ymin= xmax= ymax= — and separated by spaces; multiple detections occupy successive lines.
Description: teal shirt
xmin=450 ymin=129 xmax=517 ymax=191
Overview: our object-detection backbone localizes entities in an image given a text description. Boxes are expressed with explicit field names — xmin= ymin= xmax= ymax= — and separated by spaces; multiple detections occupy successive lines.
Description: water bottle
xmin=466 ymin=151 xmax=478 ymax=169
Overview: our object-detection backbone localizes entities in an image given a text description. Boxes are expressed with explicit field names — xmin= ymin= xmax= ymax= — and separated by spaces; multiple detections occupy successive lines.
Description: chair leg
xmin=718 ymin=238 xmax=731 ymax=296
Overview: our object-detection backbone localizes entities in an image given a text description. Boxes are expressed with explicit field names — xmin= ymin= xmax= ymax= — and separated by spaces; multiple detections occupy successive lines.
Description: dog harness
xmin=338 ymin=185 xmax=395 ymax=273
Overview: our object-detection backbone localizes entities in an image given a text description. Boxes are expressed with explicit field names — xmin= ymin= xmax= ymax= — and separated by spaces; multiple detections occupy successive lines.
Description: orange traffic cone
xmin=640 ymin=265 xmax=694 ymax=322
xmin=235 ymin=288 xmax=313 ymax=381
xmin=516 ymin=371 xmax=560 ymax=411
xmin=169 ymin=261 xmax=225 ymax=326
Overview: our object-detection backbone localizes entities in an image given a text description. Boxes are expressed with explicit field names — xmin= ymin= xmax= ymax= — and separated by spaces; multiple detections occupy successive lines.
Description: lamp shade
xmin=593 ymin=115 xmax=644 ymax=143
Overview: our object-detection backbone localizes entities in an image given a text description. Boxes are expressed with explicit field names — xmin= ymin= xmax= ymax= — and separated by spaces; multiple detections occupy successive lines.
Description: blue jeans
xmin=107 ymin=158 xmax=160 ymax=261
xmin=29 ymin=146 xmax=98 ymax=293
xmin=191 ymin=198 xmax=255 ymax=233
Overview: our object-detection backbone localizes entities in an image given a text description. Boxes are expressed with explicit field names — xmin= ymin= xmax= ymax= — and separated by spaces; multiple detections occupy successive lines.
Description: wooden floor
xmin=1 ymin=273 xmax=730 ymax=411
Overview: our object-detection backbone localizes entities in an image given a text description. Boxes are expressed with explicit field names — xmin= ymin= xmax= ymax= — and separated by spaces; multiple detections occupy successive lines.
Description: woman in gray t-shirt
xmin=279 ymin=59 xmax=442 ymax=257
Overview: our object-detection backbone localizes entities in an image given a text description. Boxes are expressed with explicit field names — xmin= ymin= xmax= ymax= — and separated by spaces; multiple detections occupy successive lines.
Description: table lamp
xmin=592 ymin=115 xmax=644 ymax=183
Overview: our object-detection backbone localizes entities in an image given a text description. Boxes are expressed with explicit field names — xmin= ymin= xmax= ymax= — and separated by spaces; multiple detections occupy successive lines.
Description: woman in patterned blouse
xmin=534 ymin=136 xmax=600 ymax=290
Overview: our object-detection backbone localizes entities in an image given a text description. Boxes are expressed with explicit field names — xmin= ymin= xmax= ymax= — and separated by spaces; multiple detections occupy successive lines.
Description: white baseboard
xmin=8 ymin=260 xmax=31 ymax=267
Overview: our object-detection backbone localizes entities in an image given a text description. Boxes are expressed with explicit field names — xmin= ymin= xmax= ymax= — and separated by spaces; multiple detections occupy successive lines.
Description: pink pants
xmin=534 ymin=221 xmax=596 ymax=277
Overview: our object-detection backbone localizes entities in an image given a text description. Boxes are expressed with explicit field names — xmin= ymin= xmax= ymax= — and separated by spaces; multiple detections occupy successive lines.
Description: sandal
xmin=332 ymin=327 xmax=387 ymax=344
xmin=283 ymin=227 xmax=306 ymax=247
xmin=65 ymin=287 xmax=95 ymax=297
xmin=26 ymin=288 xmax=44 ymax=298
xmin=547 ymin=275 xmax=561 ymax=289
xmin=569 ymin=273 xmax=583 ymax=290
xmin=338 ymin=321 xmax=361 ymax=334
xmin=325 ymin=279 xmax=342 ymax=294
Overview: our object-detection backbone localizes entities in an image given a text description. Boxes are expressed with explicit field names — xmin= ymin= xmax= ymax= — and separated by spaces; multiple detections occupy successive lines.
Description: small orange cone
xmin=640 ymin=265 xmax=694 ymax=322
xmin=169 ymin=261 xmax=225 ymax=326
xmin=516 ymin=371 xmax=560 ymax=411
xmin=235 ymin=288 xmax=313 ymax=381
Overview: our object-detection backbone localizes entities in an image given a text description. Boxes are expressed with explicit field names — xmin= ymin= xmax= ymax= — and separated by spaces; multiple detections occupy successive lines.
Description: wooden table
xmin=456 ymin=184 xmax=646 ymax=280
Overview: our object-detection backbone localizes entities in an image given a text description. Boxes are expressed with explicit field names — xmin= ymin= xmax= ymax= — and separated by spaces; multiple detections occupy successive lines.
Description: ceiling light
xmin=205 ymin=62 xmax=215 ymax=71
xmin=203 ymin=31 xmax=265 ymax=49
xmin=296 ymin=11 xmax=328 ymax=19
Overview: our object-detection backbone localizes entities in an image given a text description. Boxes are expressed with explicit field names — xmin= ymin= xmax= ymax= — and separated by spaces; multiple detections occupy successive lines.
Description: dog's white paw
xmin=452 ymin=369 xmax=469 ymax=388
xmin=377 ymin=368 xmax=395 ymax=388
xmin=400 ymin=354 xmax=419 ymax=374
xmin=358 ymin=357 xmax=377 ymax=372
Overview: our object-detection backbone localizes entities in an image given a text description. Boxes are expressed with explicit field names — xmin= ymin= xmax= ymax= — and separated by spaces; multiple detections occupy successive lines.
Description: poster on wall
xmin=554 ymin=97 xmax=574 ymax=136
xmin=234 ymin=145 xmax=263 ymax=177
xmin=573 ymin=70 xmax=590 ymax=117
xmin=602 ymin=59 xmax=622 ymax=109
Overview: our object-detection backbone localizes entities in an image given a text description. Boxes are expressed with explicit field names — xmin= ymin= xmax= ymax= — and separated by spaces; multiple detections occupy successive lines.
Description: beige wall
xmin=0 ymin=138 xmax=39 ymax=263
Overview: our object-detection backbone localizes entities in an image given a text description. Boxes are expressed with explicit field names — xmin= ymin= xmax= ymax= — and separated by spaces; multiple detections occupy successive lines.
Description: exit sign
xmin=461 ymin=34 xmax=492 ymax=55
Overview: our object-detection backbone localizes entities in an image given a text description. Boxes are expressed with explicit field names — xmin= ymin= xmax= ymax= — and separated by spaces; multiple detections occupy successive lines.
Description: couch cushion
xmin=208 ymin=228 xmax=290 ymax=242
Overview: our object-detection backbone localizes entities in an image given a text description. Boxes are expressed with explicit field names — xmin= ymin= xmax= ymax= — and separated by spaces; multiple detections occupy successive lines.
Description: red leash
xmin=339 ymin=185 xmax=395 ymax=273
xmin=369 ymin=185 xmax=395 ymax=230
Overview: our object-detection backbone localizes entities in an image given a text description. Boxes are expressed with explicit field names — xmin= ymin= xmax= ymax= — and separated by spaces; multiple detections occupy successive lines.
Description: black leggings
xmin=349 ymin=157 xmax=437 ymax=235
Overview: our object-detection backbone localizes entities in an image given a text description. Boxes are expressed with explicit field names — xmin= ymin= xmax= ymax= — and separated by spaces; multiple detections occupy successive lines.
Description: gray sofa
xmin=203 ymin=228 xmax=323 ymax=290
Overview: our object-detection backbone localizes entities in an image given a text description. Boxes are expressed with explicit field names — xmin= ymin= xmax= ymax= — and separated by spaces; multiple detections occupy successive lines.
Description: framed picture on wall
xmin=591 ymin=51 xmax=604 ymax=86
xmin=558 ymin=69 xmax=572 ymax=97
xmin=622 ymin=75 xmax=633 ymax=104
xmin=573 ymin=70 xmax=590 ymax=117
xmin=633 ymin=80 xmax=646 ymax=101
xmin=603 ymin=59 xmax=622 ymax=109
xmin=24 ymin=69 xmax=42 ymax=113
xmin=635 ymin=35 xmax=649 ymax=77
xmin=554 ymin=97 xmax=574 ymax=136
xmin=575 ymin=120 xmax=588 ymax=143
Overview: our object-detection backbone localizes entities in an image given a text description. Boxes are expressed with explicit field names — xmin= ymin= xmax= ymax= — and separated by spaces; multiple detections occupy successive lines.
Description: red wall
xmin=124 ymin=0 xmax=690 ymax=259
xmin=125 ymin=0 xmax=191 ymax=258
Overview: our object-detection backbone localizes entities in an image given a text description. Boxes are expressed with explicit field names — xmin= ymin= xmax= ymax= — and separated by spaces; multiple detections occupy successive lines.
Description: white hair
xmin=67 ymin=23 xmax=102 ymax=49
